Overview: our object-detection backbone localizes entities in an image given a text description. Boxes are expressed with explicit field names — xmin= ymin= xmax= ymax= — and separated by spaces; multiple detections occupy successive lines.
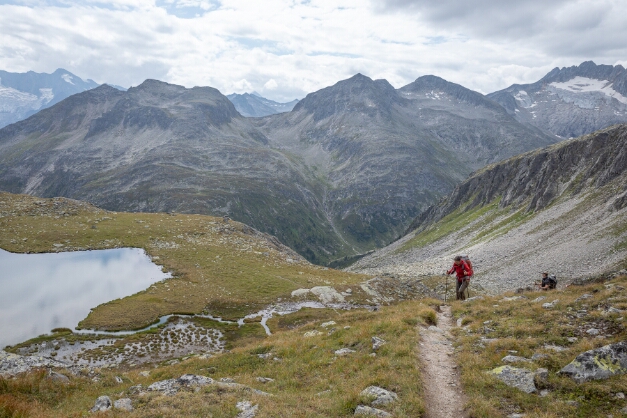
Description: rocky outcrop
xmin=559 ymin=341 xmax=627 ymax=383
xmin=0 ymin=350 xmax=68 ymax=377
xmin=489 ymin=366 xmax=537 ymax=393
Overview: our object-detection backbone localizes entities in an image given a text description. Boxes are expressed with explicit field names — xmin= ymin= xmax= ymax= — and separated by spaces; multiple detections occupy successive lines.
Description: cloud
xmin=263 ymin=79 xmax=278 ymax=91
xmin=0 ymin=0 xmax=625 ymax=102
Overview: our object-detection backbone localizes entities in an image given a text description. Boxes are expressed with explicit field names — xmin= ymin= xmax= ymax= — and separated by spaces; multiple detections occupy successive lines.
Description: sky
xmin=0 ymin=0 xmax=626 ymax=102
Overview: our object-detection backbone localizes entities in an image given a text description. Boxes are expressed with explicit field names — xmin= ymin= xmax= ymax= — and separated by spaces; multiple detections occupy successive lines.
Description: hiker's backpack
xmin=548 ymin=275 xmax=557 ymax=289
xmin=461 ymin=255 xmax=474 ymax=277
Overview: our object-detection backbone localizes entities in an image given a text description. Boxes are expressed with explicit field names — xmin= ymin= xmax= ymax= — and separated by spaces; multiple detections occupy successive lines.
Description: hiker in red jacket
xmin=447 ymin=256 xmax=472 ymax=300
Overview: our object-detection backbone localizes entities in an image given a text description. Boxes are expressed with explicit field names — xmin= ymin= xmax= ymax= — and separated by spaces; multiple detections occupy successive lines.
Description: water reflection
xmin=0 ymin=248 xmax=171 ymax=348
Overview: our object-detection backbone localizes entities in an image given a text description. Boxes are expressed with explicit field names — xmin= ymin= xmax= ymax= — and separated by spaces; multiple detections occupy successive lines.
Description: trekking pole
xmin=444 ymin=274 xmax=448 ymax=303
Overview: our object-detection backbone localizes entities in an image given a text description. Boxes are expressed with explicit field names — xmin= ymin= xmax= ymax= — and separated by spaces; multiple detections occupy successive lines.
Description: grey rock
xmin=256 ymin=377 xmax=274 ymax=383
xmin=335 ymin=348 xmax=356 ymax=356
xmin=90 ymin=395 xmax=112 ymax=412
xmin=489 ymin=366 xmax=537 ymax=393
xmin=540 ymin=389 xmax=550 ymax=397
xmin=360 ymin=386 xmax=398 ymax=406
xmin=372 ymin=336 xmax=387 ymax=351
xmin=508 ymin=414 xmax=526 ymax=418
xmin=565 ymin=400 xmax=579 ymax=407
xmin=114 ymin=398 xmax=133 ymax=412
xmin=567 ymin=337 xmax=578 ymax=343
xmin=48 ymin=370 xmax=69 ymax=383
xmin=148 ymin=378 xmax=180 ymax=395
xmin=354 ymin=405 xmax=393 ymax=417
xmin=531 ymin=353 xmax=548 ymax=361
xmin=428 ymin=325 xmax=444 ymax=334
xmin=178 ymin=374 xmax=215 ymax=386
xmin=576 ymin=294 xmax=594 ymax=302
xmin=220 ymin=377 xmax=236 ymax=383
xmin=139 ymin=370 xmax=150 ymax=377
xmin=560 ymin=341 xmax=627 ymax=383
xmin=114 ymin=376 xmax=123 ymax=384
xmin=236 ymin=400 xmax=258 ymax=418
xmin=615 ymin=392 xmax=625 ymax=399
xmin=502 ymin=355 xmax=530 ymax=364
xmin=586 ymin=328 xmax=600 ymax=336
xmin=544 ymin=344 xmax=567 ymax=352
xmin=0 ymin=350 xmax=67 ymax=377
xmin=532 ymin=296 xmax=546 ymax=303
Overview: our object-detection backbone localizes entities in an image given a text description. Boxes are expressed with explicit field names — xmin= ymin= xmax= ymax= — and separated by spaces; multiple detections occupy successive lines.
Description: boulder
xmin=354 ymin=405 xmax=392 ymax=417
xmin=559 ymin=341 xmax=627 ymax=383
xmin=114 ymin=398 xmax=133 ymax=411
xmin=90 ymin=396 xmax=112 ymax=412
xmin=489 ymin=366 xmax=537 ymax=393
xmin=335 ymin=348 xmax=356 ymax=356
xmin=360 ymin=386 xmax=398 ymax=406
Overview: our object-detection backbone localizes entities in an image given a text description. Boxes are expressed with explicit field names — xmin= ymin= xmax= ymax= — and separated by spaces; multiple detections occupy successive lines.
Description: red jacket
xmin=447 ymin=261 xmax=471 ymax=281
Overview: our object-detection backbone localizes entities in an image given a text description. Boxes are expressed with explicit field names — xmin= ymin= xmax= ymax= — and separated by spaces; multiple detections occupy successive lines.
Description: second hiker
xmin=447 ymin=255 xmax=473 ymax=300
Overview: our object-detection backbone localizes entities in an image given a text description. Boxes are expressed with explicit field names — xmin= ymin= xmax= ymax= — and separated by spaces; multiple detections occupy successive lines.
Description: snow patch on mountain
xmin=0 ymin=85 xmax=53 ymax=113
xmin=550 ymin=77 xmax=627 ymax=105
xmin=61 ymin=73 xmax=75 ymax=85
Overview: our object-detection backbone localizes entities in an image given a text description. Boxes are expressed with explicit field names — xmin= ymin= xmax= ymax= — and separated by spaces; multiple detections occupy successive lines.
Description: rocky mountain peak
xmin=292 ymin=73 xmax=401 ymax=121
xmin=399 ymin=75 xmax=501 ymax=109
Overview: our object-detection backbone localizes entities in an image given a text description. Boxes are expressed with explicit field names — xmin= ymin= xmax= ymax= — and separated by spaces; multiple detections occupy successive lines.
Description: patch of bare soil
xmin=418 ymin=305 xmax=467 ymax=418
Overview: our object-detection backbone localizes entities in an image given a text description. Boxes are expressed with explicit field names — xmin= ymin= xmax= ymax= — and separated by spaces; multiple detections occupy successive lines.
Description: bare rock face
xmin=560 ymin=341 xmax=627 ymax=383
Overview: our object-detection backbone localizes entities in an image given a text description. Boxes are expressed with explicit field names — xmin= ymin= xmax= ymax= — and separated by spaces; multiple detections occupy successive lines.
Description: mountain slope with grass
xmin=350 ymin=124 xmax=627 ymax=293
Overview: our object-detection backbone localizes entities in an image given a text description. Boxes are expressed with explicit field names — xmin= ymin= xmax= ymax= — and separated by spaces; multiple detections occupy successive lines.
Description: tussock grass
xmin=1 ymin=302 xmax=431 ymax=417
xmin=451 ymin=276 xmax=627 ymax=417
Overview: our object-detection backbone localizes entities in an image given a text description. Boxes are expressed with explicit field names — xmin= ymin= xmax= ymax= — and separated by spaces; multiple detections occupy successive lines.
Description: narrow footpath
xmin=418 ymin=305 xmax=467 ymax=418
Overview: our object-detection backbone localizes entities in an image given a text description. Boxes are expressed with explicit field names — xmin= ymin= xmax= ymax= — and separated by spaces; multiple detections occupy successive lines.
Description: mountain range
xmin=0 ymin=73 xmax=556 ymax=264
xmin=489 ymin=61 xmax=627 ymax=138
xmin=226 ymin=92 xmax=299 ymax=117
xmin=0 ymin=68 xmax=112 ymax=129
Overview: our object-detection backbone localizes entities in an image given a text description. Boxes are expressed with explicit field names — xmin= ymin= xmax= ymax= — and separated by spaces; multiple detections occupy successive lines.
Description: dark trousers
xmin=456 ymin=277 xmax=470 ymax=300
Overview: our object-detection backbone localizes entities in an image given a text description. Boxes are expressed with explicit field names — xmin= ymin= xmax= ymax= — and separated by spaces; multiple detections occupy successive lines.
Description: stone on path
xmin=354 ymin=405 xmax=392 ymax=417
xmin=114 ymin=398 xmax=133 ymax=411
xmin=427 ymin=325 xmax=444 ymax=334
xmin=559 ymin=341 xmax=627 ymax=383
xmin=489 ymin=366 xmax=537 ymax=393
xmin=360 ymin=386 xmax=398 ymax=406
xmin=90 ymin=396 xmax=112 ymax=412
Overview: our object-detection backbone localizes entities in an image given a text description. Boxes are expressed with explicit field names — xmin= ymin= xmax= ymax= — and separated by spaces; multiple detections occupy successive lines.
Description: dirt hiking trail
xmin=419 ymin=305 xmax=467 ymax=418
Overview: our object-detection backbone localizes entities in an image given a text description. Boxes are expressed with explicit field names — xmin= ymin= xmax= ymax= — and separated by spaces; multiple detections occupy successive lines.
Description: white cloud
xmin=0 ymin=0 xmax=625 ymax=102
xmin=263 ymin=79 xmax=278 ymax=91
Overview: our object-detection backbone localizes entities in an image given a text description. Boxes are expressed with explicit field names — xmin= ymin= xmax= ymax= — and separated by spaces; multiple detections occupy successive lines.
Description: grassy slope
xmin=0 ymin=301 xmax=433 ymax=417
xmin=450 ymin=275 xmax=627 ymax=418
xmin=0 ymin=192 xmax=369 ymax=330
